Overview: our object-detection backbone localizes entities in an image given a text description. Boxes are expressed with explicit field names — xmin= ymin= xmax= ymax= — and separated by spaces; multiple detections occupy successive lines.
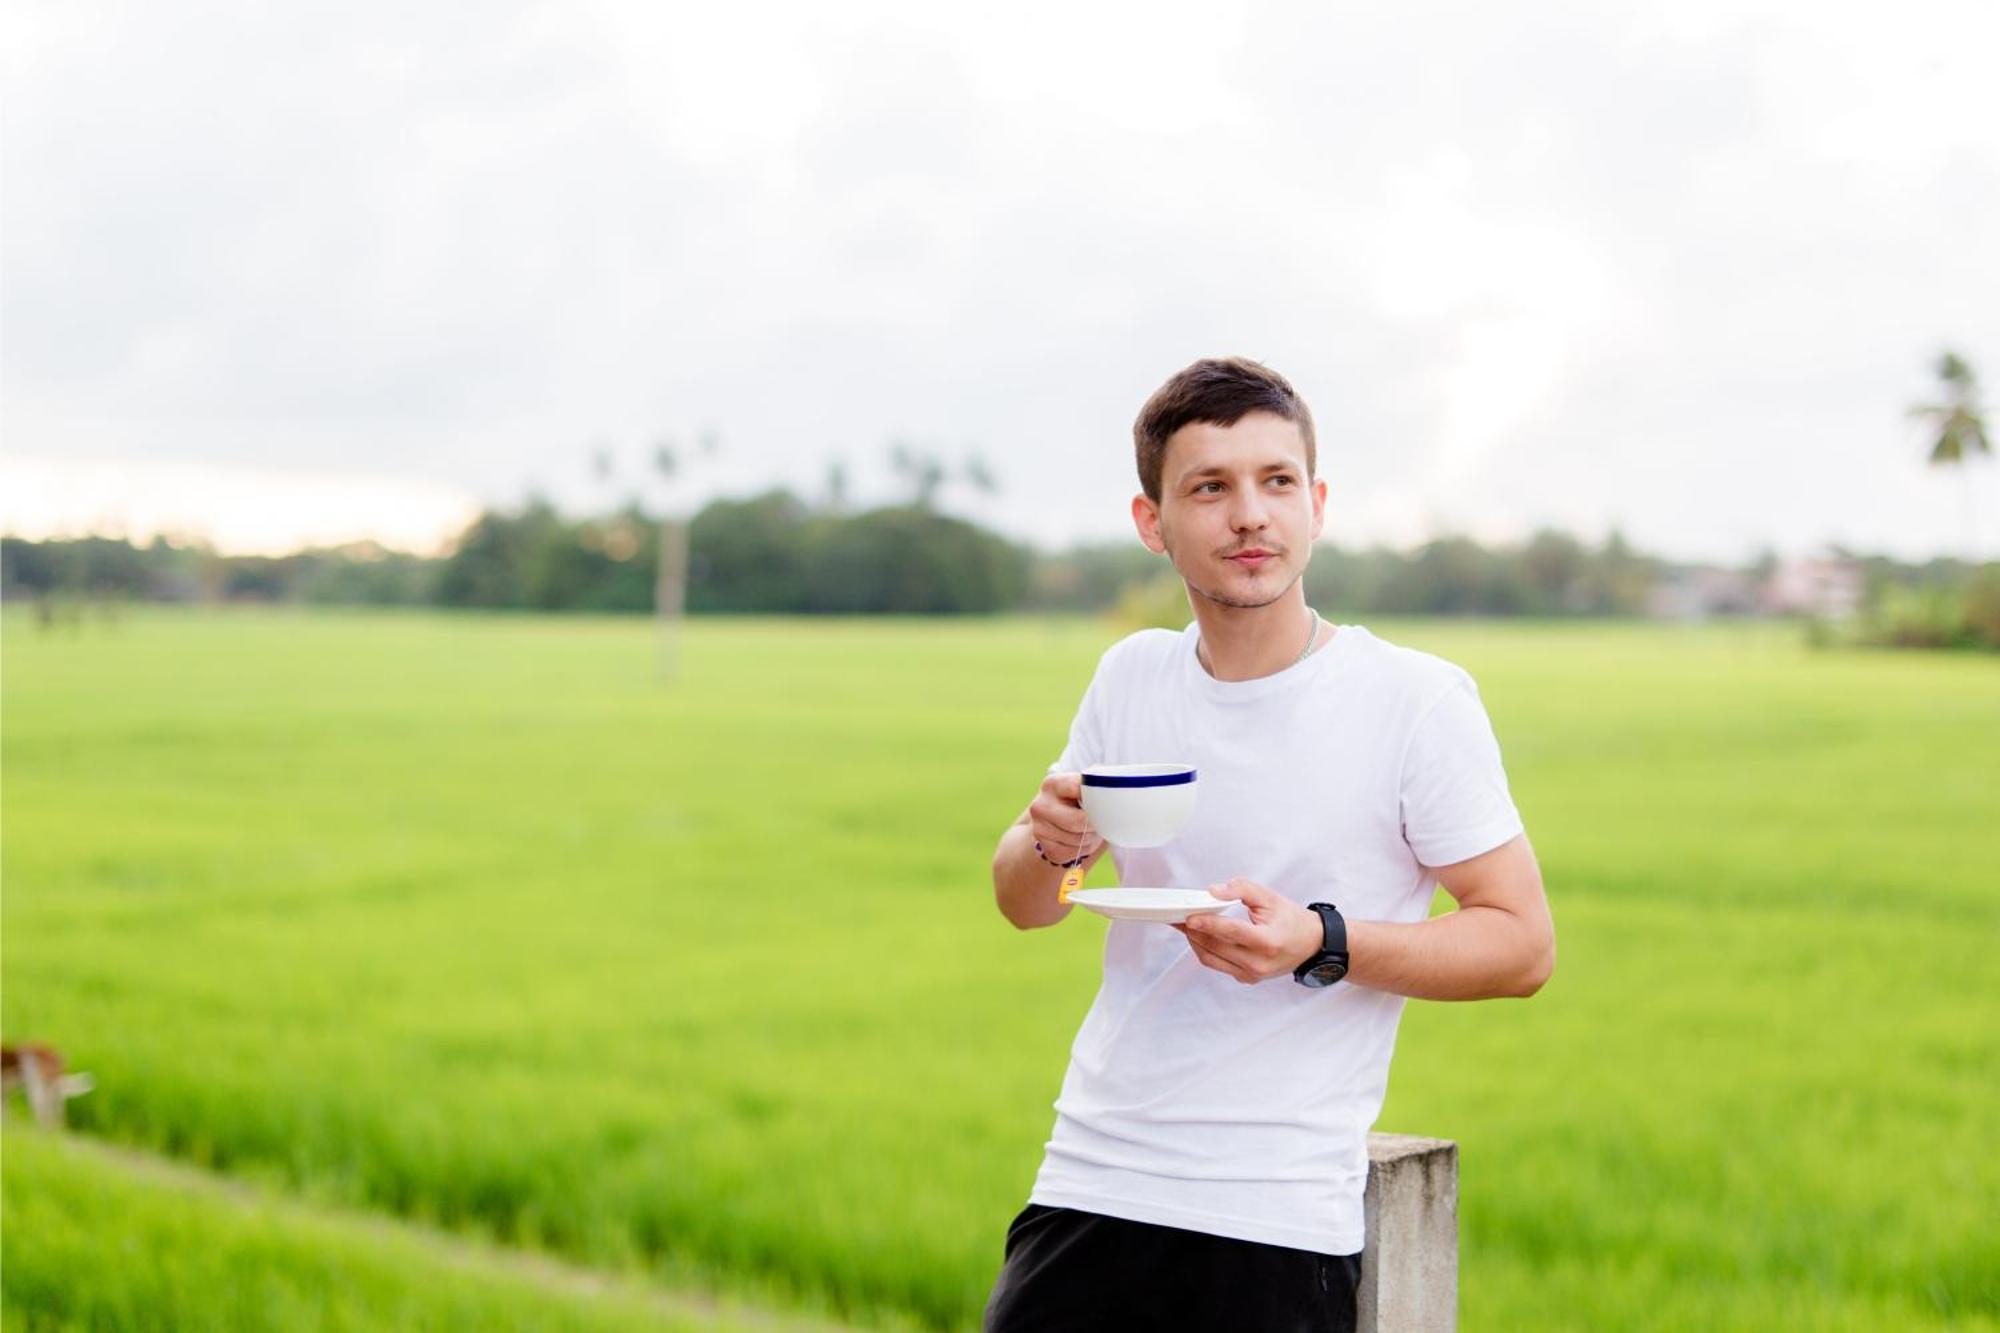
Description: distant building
xmin=1647 ymin=566 xmax=1761 ymax=620
xmin=1761 ymin=557 xmax=1866 ymax=619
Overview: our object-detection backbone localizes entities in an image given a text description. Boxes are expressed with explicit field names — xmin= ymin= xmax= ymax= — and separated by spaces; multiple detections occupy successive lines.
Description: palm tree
xmin=1910 ymin=351 xmax=1992 ymax=559
xmin=887 ymin=441 xmax=1001 ymax=510
xmin=961 ymin=449 xmax=999 ymax=498
xmin=650 ymin=430 xmax=721 ymax=682
xmin=822 ymin=455 xmax=851 ymax=513
xmin=888 ymin=440 xmax=947 ymax=509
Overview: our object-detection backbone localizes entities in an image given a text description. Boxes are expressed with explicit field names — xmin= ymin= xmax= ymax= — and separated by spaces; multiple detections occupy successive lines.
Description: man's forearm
xmin=1345 ymin=904 xmax=1554 ymax=1000
xmin=992 ymin=821 xmax=1090 ymax=929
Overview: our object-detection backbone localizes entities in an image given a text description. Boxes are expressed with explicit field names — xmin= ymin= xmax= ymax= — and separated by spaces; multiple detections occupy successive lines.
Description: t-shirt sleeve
xmin=1398 ymin=678 xmax=1525 ymax=868
xmin=1048 ymin=654 xmax=1110 ymax=776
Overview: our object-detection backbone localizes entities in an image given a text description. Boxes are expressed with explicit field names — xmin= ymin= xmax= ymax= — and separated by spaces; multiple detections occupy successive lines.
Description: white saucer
xmin=1067 ymin=888 xmax=1233 ymax=923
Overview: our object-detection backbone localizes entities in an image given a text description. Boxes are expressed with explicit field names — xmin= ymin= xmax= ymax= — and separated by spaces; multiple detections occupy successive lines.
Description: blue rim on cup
xmin=1082 ymin=764 xmax=1197 ymax=789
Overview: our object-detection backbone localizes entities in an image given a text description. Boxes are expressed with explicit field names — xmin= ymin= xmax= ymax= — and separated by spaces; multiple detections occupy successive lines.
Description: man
xmin=984 ymin=357 xmax=1555 ymax=1332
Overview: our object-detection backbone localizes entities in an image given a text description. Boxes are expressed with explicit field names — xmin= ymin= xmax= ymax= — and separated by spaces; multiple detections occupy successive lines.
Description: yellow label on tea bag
xmin=1059 ymin=866 xmax=1084 ymax=904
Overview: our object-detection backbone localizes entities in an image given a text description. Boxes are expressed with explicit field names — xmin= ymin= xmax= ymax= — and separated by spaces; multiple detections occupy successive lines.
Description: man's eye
xmin=1195 ymin=482 xmax=1223 ymax=494
xmin=1268 ymin=476 xmax=1295 ymax=487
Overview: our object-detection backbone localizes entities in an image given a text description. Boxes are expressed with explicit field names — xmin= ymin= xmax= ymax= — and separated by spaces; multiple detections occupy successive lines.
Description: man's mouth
xmin=1224 ymin=548 xmax=1278 ymax=569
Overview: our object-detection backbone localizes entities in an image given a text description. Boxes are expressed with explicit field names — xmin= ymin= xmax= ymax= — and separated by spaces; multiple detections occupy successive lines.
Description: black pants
xmin=983 ymin=1204 xmax=1361 ymax=1333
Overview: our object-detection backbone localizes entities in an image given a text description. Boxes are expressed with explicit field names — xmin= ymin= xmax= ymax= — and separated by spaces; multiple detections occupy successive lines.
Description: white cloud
xmin=3 ymin=0 xmax=1996 ymax=559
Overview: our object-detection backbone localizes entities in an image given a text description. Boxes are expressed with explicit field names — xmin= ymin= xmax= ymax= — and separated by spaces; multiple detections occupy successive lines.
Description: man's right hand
xmin=1027 ymin=773 xmax=1099 ymax=865
xmin=993 ymin=773 xmax=1105 ymax=929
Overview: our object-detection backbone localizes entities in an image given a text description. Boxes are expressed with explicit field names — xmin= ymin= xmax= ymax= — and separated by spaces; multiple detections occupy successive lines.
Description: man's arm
xmin=993 ymin=773 xmax=1108 ymax=930
xmin=1344 ymin=835 xmax=1554 ymax=998
xmin=1176 ymin=834 xmax=1555 ymax=999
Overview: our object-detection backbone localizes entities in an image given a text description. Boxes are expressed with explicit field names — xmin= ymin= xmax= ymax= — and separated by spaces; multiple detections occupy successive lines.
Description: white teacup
xmin=1080 ymin=763 xmax=1198 ymax=848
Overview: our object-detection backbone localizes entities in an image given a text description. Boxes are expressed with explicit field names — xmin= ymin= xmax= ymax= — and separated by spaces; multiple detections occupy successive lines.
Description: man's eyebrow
xmin=1179 ymin=461 xmax=1301 ymax=480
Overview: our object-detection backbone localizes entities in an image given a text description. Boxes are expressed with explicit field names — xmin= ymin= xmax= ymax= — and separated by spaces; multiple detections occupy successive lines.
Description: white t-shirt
xmin=1028 ymin=621 xmax=1524 ymax=1256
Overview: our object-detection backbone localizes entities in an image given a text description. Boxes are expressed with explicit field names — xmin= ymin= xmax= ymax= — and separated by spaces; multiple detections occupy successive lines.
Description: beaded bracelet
xmin=1034 ymin=839 xmax=1091 ymax=869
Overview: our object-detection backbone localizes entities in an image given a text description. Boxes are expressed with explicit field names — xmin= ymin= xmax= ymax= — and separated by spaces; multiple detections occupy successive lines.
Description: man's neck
xmin=1190 ymin=588 xmax=1325 ymax=682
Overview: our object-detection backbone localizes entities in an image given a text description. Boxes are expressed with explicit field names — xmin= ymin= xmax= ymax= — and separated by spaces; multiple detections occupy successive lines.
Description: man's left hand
xmin=1173 ymin=878 xmax=1323 ymax=985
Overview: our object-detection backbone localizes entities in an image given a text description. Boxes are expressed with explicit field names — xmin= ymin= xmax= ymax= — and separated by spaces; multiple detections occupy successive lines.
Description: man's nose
xmin=1227 ymin=487 xmax=1271 ymax=531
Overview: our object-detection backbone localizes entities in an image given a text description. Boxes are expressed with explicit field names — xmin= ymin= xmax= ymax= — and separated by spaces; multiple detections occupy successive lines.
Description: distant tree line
xmin=1839 ymin=557 xmax=2000 ymax=651
xmin=4 ymin=494 xmax=1993 ymax=645
xmin=1310 ymin=530 xmax=1662 ymax=617
xmin=13 ymin=349 xmax=1990 ymax=644
xmin=0 ymin=493 xmax=1032 ymax=617
xmin=0 ymin=534 xmax=441 ymax=608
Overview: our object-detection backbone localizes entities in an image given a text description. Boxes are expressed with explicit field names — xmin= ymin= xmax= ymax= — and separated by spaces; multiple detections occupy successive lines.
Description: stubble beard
xmin=1161 ymin=529 xmax=1306 ymax=611
xmin=1182 ymin=569 xmax=1305 ymax=611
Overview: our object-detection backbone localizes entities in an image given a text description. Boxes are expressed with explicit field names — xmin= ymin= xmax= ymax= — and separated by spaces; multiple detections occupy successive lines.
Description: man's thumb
xmin=1212 ymin=877 xmax=1265 ymax=904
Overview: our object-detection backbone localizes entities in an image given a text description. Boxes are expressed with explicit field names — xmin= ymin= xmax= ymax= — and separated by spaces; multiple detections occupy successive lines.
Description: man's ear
xmin=1131 ymin=493 xmax=1167 ymax=554
xmin=1309 ymin=477 xmax=1328 ymax=542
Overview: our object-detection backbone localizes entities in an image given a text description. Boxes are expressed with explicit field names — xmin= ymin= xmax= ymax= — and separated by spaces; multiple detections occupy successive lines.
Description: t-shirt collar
xmin=1182 ymin=620 xmax=1366 ymax=702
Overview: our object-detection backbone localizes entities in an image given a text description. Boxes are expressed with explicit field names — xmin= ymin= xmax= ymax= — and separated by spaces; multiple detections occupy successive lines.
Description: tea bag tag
xmin=1059 ymin=865 xmax=1085 ymax=904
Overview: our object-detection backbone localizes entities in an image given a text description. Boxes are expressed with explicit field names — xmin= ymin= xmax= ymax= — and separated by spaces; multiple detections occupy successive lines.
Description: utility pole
xmin=651 ymin=429 xmax=719 ymax=683
xmin=655 ymin=512 xmax=689 ymax=681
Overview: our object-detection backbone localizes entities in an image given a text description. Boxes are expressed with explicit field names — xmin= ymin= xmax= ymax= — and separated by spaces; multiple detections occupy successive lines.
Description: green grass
xmin=0 ymin=1116 xmax=856 ymax=1332
xmin=4 ymin=609 xmax=1997 ymax=1330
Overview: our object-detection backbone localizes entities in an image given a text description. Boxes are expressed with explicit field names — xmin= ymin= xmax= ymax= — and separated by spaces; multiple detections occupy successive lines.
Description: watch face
xmin=1305 ymin=959 xmax=1348 ymax=988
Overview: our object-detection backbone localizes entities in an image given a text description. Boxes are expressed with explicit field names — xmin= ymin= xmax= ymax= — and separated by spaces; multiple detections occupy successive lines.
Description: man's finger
xmin=1196 ymin=938 xmax=1261 ymax=975
xmin=1185 ymin=938 xmax=1250 ymax=982
xmin=1042 ymin=773 xmax=1084 ymax=802
xmin=1184 ymin=934 xmax=1256 ymax=983
xmin=1210 ymin=877 xmax=1279 ymax=909
xmin=1182 ymin=931 xmax=1223 ymax=963
xmin=1185 ymin=914 xmax=1258 ymax=950
xmin=1185 ymin=918 xmax=1280 ymax=974
xmin=1038 ymin=838 xmax=1093 ymax=864
xmin=1033 ymin=815 xmax=1089 ymax=842
xmin=1032 ymin=804 xmax=1096 ymax=836
xmin=1033 ymin=818 xmax=1097 ymax=849
xmin=1033 ymin=794 xmax=1092 ymax=828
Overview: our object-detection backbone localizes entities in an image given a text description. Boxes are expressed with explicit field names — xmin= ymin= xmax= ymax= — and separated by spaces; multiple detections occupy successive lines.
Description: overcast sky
xmin=5 ymin=0 xmax=1998 ymax=560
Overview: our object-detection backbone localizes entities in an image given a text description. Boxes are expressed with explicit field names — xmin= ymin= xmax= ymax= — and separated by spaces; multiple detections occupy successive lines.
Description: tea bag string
xmin=1057 ymin=806 xmax=1097 ymax=905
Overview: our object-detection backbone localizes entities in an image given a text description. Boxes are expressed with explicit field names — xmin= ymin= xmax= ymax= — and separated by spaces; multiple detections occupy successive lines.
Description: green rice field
xmin=3 ymin=608 xmax=1996 ymax=1330
xmin=1 ymin=1122 xmax=857 ymax=1333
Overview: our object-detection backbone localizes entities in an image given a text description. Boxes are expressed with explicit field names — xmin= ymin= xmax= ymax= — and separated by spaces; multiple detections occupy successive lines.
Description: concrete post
xmin=1360 ymin=1133 xmax=1458 ymax=1332
xmin=655 ymin=515 xmax=688 ymax=682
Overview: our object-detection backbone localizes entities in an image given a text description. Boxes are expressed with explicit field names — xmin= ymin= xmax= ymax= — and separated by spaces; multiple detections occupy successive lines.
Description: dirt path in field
xmin=44 ymin=1129 xmax=882 ymax=1333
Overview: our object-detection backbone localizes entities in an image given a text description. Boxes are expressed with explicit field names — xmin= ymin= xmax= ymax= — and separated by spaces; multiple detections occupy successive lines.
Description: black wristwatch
xmin=1293 ymin=902 xmax=1350 ymax=989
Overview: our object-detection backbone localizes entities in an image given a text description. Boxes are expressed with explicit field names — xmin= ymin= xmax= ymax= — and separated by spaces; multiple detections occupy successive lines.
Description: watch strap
xmin=1309 ymin=901 xmax=1346 ymax=957
xmin=1293 ymin=902 xmax=1349 ymax=986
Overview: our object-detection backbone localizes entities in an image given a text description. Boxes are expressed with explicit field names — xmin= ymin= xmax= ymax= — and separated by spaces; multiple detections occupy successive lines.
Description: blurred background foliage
xmin=6 ymin=498 xmax=1996 ymax=650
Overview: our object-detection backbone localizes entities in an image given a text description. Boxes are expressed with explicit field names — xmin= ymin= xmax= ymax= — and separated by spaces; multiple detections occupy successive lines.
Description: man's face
xmin=1132 ymin=412 xmax=1327 ymax=610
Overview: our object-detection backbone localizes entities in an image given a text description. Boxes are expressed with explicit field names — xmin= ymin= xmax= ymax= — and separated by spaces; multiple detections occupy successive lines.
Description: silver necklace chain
xmin=1292 ymin=608 xmax=1321 ymax=666
xmin=1200 ymin=606 xmax=1321 ymax=675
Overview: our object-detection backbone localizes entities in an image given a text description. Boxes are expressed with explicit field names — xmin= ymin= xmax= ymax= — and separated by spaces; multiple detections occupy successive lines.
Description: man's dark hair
xmin=1133 ymin=357 xmax=1317 ymax=503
